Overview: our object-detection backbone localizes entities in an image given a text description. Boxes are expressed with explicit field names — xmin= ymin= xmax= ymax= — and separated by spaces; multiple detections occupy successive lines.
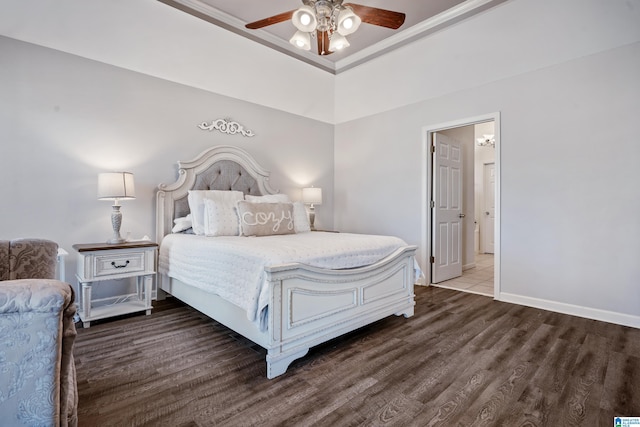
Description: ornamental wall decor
xmin=198 ymin=118 xmax=255 ymax=137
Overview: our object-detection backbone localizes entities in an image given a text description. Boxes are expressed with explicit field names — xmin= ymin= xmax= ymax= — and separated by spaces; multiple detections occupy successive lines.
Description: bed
xmin=156 ymin=145 xmax=417 ymax=378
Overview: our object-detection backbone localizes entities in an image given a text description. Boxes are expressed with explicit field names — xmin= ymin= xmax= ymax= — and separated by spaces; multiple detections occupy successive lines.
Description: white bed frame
xmin=156 ymin=145 xmax=417 ymax=378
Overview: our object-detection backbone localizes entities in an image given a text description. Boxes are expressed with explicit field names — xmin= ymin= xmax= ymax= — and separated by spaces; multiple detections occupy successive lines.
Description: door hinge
xmin=430 ymin=256 xmax=435 ymax=264
xmin=431 ymin=144 xmax=436 ymax=153
xmin=430 ymin=200 xmax=435 ymax=208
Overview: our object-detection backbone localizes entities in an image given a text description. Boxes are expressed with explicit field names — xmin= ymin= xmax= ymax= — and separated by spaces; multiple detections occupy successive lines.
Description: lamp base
xmin=107 ymin=205 xmax=126 ymax=244
xmin=107 ymin=237 xmax=126 ymax=245
xmin=308 ymin=205 xmax=316 ymax=231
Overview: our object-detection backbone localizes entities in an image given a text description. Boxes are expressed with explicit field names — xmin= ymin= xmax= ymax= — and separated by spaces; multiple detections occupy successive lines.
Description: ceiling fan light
xmin=329 ymin=33 xmax=350 ymax=51
xmin=477 ymin=134 xmax=495 ymax=147
xmin=337 ymin=7 xmax=361 ymax=36
xmin=289 ymin=30 xmax=312 ymax=51
xmin=292 ymin=5 xmax=317 ymax=32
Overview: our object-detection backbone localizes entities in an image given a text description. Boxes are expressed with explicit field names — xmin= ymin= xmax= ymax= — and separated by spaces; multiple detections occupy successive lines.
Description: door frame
xmin=481 ymin=161 xmax=496 ymax=255
xmin=421 ymin=112 xmax=501 ymax=299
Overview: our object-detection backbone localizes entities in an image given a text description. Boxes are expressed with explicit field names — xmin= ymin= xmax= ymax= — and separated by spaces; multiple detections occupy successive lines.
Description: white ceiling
xmin=157 ymin=0 xmax=508 ymax=73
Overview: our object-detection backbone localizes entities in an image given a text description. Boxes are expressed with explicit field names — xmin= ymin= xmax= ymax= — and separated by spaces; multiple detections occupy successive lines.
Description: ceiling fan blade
xmin=245 ymin=10 xmax=295 ymax=29
xmin=317 ymin=30 xmax=333 ymax=56
xmin=344 ymin=3 xmax=406 ymax=29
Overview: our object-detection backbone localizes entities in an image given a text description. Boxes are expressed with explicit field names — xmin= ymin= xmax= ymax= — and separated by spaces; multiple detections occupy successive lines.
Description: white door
xmin=481 ymin=162 xmax=495 ymax=254
xmin=431 ymin=133 xmax=463 ymax=283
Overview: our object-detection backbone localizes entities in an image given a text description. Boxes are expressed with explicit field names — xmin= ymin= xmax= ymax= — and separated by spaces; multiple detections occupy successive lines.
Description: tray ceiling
xmin=158 ymin=0 xmax=507 ymax=74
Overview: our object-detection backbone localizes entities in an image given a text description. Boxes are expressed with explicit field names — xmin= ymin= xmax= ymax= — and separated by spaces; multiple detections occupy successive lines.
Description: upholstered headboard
xmin=156 ymin=145 xmax=277 ymax=243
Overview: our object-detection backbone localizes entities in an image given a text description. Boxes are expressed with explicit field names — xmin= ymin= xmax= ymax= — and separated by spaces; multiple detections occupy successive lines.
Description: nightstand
xmin=73 ymin=241 xmax=158 ymax=328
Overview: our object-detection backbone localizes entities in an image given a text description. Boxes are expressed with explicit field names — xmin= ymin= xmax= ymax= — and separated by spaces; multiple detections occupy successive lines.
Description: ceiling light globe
xmin=329 ymin=33 xmax=350 ymax=51
xmin=289 ymin=30 xmax=311 ymax=51
xmin=292 ymin=5 xmax=318 ymax=32
xmin=337 ymin=7 xmax=361 ymax=36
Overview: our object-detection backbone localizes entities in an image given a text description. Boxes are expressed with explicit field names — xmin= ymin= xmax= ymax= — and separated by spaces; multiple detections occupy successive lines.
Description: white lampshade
xmin=289 ymin=30 xmax=312 ymax=51
xmin=302 ymin=187 xmax=322 ymax=205
xmin=329 ymin=33 xmax=350 ymax=51
xmin=98 ymin=172 xmax=136 ymax=200
xmin=336 ymin=7 xmax=361 ymax=36
xmin=292 ymin=5 xmax=317 ymax=32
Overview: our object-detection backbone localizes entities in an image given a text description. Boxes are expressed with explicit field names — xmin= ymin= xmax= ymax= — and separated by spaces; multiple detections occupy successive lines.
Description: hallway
xmin=431 ymin=253 xmax=494 ymax=297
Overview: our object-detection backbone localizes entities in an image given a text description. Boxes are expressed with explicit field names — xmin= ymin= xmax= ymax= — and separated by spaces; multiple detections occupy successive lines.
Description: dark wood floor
xmin=74 ymin=286 xmax=640 ymax=426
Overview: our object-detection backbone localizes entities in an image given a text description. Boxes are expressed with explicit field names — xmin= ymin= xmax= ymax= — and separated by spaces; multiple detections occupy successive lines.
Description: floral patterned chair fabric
xmin=0 ymin=240 xmax=9 ymax=281
xmin=0 ymin=238 xmax=59 ymax=280
xmin=0 ymin=239 xmax=78 ymax=427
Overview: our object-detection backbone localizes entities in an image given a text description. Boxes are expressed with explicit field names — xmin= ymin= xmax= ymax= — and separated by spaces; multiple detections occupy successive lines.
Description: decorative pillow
xmin=292 ymin=201 xmax=311 ymax=233
xmin=187 ymin=190 xmax=244 ymax=235
xmin=203 ymin=198 xmax=240 ymax=237
xmin=172 ymin=214 xmax=192 ymax=233
xmin=245 ymin=194 xmax=291 ymax=203
xmin=237 ymin=201 xmax=295 ymax=236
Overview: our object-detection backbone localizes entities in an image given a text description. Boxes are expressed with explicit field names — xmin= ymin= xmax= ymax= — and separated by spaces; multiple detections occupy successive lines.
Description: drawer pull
xmin=111 ymin=260 xmax=130 ymax=269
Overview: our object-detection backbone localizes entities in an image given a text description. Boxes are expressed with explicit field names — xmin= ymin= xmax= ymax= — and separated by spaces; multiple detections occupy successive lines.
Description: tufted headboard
xmin=156 ymin=145 xmax=277 ymax=244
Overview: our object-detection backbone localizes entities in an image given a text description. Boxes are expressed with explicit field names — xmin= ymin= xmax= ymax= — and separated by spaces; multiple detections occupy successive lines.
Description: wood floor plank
xmin=456 ymin=362 xmax=535 ymax=426
xmin=74 ymin=287 xmax=640 ymax=426
xmin=601 ymin=352 xmax=640 ymax=416
xmin=546 ymin=333 xmax=609 ymax=426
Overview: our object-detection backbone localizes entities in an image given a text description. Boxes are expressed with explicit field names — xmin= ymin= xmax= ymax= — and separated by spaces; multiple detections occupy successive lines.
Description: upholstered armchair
xmin=0 ymin=238 xmax=78 ymax=427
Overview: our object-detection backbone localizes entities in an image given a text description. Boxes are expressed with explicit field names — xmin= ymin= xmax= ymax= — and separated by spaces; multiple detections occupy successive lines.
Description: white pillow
xmin=292 ymin=201 xmax=311 ymax=233
xmin=172 ymin=214 xmax=192 ymax=233
xmin=187 ymin=190 xmax=244 ymax=235
xmin=245 ymin=194 xmax=291 ymax=203
xmin=203 ymin=198 xmax=240 ymax=236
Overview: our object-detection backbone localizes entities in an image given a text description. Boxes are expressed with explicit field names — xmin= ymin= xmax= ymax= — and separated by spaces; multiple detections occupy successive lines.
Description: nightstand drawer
xmin=94 ymin=251 xmax=146 ymax=277
xmin=74 ymin=242 xmax=157 ymax=282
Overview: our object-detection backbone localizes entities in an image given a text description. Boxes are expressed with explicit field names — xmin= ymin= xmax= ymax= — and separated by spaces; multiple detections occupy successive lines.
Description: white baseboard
xmin=499 ymin=292 xmax=640 ymax=329
xmin=463 ymin=263 xmax=476 ymax=271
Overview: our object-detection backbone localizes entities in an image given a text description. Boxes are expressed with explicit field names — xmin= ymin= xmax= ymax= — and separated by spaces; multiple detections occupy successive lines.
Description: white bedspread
xmin=158 ymin=232 xmax=408 ymax=328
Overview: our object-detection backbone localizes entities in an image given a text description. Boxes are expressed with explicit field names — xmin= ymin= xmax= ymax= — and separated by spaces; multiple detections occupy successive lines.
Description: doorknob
xmin=459 ymin=213 xmax=466 ymax=218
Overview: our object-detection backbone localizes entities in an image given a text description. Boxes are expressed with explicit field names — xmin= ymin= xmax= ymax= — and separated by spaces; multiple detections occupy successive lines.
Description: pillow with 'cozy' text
xmin=236 ymin=201 xmax=295 ymax=237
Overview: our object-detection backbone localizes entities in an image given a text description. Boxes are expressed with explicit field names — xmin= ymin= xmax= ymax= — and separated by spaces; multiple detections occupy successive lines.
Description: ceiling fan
xmin=245 ymin=0 xmax=405 ymax=56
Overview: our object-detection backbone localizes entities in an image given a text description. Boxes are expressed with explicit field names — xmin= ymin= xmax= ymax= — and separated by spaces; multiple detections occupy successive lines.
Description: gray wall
xmin=333 ymin=0 xmax=640 ymax=328
xmin=334 ymin=42 xmax=640 ymax=326
xmin=0 ymin=0 xmax=336 ymax=124
xmin=0 ymin=36 xmax=334 ymax=297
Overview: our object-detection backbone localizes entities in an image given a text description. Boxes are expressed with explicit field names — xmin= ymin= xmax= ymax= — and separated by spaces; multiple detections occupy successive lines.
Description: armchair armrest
xmin=0 ymin=279 xmax=78 ymax=426
xmin=0 ymin=279 xmax=74 ymax=314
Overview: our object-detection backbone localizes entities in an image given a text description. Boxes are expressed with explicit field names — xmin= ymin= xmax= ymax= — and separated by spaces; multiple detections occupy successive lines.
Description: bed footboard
xmin=264 ymin=245 xmax=417 ymax=379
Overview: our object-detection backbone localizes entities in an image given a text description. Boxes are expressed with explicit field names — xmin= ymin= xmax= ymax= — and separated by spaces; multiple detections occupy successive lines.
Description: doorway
xmin=421 ymin=113 xmax=500 ymax=298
